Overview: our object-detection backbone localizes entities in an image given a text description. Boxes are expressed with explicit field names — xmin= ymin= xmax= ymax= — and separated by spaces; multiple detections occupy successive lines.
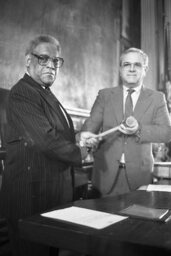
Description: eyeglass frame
xmin=31 ymin=53 xmax=64 ymax=68
xmin=120 ymin=62 xmax=146 ymax=70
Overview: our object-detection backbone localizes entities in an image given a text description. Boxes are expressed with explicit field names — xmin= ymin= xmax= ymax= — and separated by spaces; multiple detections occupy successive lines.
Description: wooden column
xmin=141 ymin=0 xmax=158 ymax=90
xmin=165 ymin=0 xmax=171 ymax=81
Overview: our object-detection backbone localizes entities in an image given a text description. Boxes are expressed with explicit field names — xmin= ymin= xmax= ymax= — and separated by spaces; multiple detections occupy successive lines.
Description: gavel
xmin=94 ymin=116 xmax=136 ymax=139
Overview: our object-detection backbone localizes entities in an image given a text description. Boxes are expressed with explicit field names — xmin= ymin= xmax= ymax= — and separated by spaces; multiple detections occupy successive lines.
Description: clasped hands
xmin=79 ymin=116 xmax=139 ymax=150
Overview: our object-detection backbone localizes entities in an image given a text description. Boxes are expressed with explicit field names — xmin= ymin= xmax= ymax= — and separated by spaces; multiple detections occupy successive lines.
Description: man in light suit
xmin=81 ymin=48 xmax=171 ymax=197
xmin=0 ymin=35 xmax=88 ymax=256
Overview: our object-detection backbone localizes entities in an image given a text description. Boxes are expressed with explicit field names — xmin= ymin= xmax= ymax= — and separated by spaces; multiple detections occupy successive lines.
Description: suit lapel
xmin=39 ymin=90 xmax=75 ymax=139
xmin=23 ymin=74 xmax=75 ymax=140
xmin=42 ymin=89 xmax=70 ymax=126
xmin=111 ymin=86 xmax=124 ymax=125
xmin=57 ymin=102 xmax=75 ymax=141
xmin=134 ymin=87 xmax=153 ymax=121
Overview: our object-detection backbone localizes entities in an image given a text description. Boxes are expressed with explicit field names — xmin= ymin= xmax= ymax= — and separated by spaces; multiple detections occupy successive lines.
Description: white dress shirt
xmin=120 ymin=84 xmax=142 ymax=164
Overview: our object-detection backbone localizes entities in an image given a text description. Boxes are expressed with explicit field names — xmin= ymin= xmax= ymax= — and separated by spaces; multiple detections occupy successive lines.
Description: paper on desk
xmin=41 ymin=206 xmax=128 ymax=229
xmin=147 ymin=184 xmax=171 ymax=192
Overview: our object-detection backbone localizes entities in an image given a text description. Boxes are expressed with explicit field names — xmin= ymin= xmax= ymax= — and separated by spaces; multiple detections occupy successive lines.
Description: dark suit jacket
xmin=82 ymin=86 xmax=171 ymax=195
xmin=0 ymin=74 xmax=82 ymax=220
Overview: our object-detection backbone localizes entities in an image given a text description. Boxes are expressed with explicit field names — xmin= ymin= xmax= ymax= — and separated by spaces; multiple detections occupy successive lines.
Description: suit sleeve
xmin=81 ymin=90 xmax=104 ymax=133
xmin=8 ymin=86 xmax=82 ymax=166
xmin=139 ymin=92 xmax=171 ymax=143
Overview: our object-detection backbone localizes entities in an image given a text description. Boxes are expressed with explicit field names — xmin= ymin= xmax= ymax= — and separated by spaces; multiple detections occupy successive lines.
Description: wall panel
xmin=141 ymin=0 xmax=157 ymax=90
xmin=0 ymin=0 xmax=121 ymax=110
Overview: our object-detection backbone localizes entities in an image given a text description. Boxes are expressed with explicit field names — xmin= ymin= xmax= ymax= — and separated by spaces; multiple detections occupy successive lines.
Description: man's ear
xmin=25 ymin=54 xmax=31 ymax=68
xmin=144 ymin=65 xmax=149 ymax=73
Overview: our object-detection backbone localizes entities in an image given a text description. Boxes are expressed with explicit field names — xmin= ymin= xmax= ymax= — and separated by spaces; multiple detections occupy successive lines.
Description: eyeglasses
xmin=31 ymin=53 xmax=64 ymax=68
xmin=121 ymin=62 xmax=144 ymax=70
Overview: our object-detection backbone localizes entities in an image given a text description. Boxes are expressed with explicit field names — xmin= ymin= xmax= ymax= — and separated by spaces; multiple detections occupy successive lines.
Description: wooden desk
xmin=19 ymin=190 xmax=171 ymax=256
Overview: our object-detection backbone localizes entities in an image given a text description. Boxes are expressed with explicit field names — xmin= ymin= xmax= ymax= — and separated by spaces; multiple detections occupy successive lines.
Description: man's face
xmin=26 ymin=42 xmax=60 ymax=87
xmin=119 ymin=52 xmax=148 ymax=88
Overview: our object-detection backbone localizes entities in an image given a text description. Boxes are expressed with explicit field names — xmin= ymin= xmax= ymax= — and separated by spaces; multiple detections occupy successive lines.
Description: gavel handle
xmin=94 ymin=126 xmax=119 ymax=139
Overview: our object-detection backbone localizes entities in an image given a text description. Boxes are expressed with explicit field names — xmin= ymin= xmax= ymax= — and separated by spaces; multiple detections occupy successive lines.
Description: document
xmin=120 ymin=204 xmax=169 ymax=222
xmin=147 ymin=184 xmax=171 ymax=192
xmin=41 ymin=206 xmax=128 ymax=229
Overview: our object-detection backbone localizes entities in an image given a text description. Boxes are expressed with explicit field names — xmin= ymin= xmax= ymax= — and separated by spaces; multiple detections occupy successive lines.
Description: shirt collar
xmin=123 ymin=84 xmax=142 ymax=94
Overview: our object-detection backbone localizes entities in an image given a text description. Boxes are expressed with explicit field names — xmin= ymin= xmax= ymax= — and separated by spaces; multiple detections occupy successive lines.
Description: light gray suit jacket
xmin=82 ymin=86 xmax=171 ymax=195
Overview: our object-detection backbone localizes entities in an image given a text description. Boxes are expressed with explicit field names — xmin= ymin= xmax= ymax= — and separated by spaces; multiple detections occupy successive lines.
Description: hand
xmin=118 ymin=116 xmax=139 ymax=135
xmin=79 ymin=131 xmax=101 ymax=149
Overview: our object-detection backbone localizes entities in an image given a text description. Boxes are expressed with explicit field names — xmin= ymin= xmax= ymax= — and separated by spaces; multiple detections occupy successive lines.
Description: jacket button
xmin=27 ymin=166 xmax=31 ymax=171
xmin=24 ymin=142 xmax=28 ymax=146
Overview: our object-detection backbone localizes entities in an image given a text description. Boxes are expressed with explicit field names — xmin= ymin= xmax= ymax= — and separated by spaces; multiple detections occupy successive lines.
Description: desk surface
xmin=19 ymin=190 xmax=171 ymax=256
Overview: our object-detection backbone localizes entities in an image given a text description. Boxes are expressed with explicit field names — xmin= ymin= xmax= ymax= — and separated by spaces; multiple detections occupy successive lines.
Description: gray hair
xmin=120 ymin=47 xmax=149 ymax=67
xmin=25 ymin=34 xmax=61 ymax=56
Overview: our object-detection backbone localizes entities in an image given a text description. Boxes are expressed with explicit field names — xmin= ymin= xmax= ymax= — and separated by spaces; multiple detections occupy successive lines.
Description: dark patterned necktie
xmin=125 ymin=88 xmax=135 ymax=119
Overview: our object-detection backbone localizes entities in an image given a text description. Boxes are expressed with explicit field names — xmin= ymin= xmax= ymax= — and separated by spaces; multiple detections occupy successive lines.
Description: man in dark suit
xmin=81 ymin=48 xmax=171 ymax=197
xmin=0 ymin=35 xmax=88 ymax=256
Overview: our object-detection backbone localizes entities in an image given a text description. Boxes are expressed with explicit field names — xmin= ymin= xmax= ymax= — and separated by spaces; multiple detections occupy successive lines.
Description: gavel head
xmin=125 ymin=116 xmax=137 ymax=127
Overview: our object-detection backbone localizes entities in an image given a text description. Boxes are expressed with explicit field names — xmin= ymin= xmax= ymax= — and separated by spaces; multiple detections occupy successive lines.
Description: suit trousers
xmin=107 ymin=164 xmax=131 ymax=196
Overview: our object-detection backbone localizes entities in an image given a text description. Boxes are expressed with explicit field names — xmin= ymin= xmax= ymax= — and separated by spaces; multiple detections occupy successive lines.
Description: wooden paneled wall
xmin=0 ymin=0 xmax=121 ymax=110
xmin=165 ymin=0 xmax=171 ymax=81
xmin=141 ymin=0 xmax=158 ymax=90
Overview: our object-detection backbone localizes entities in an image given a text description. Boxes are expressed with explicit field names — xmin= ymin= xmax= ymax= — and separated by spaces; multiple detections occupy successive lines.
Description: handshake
xmin=79 ymin=116 xmax=140 ymax=149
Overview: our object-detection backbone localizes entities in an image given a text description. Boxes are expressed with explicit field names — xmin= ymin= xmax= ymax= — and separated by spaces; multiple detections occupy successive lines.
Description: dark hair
xmin=120 ymin=47 xmax=149 ymax=67
xmin=25 ymin=34 xmax=61 ymax=56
